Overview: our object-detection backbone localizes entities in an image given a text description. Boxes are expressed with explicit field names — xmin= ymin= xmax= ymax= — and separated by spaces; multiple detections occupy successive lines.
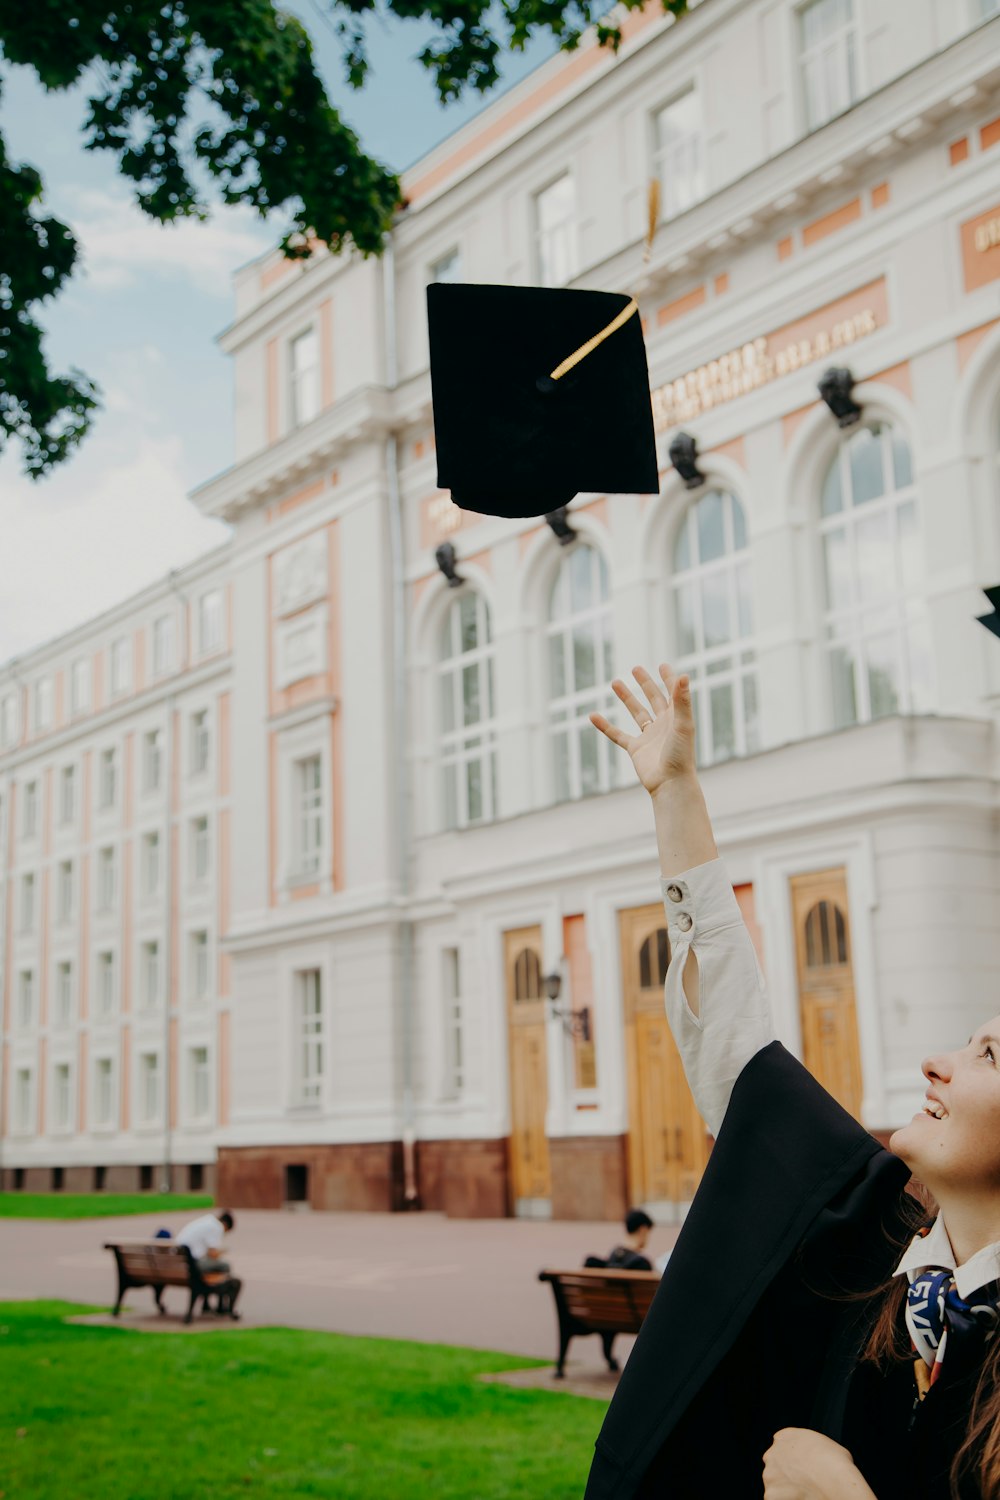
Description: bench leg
xmin=184 ymin=1289 xmax=197 ymax=1325
xmin=153 ymin=1286 xmax=166 ymax=1315
xmin=555 ymin=1327 xmax=572 ymax=1379
xmin=600 ymin=1332 xmax=620 ymax=1374
xmin=112 ymin=1272 xmax=127 ymax=1317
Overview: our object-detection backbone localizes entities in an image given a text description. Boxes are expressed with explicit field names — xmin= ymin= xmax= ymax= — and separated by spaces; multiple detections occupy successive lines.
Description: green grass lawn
xmin=0 ymin=1301 xmax=601 ymax=1499
xmin=0 ymin=1193 xmax=214 ymax=1219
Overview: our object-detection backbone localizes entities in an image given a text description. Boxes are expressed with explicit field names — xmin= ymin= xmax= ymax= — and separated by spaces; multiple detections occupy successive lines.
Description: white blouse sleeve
xmin=660 ymin=857 xmax=774 ymax=1139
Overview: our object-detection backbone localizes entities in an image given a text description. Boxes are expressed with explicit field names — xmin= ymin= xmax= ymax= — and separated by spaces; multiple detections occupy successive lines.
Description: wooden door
xmin=620 ymin=906 xmax=709 ymax=1214
xmin=504 ymin=927 xmax=551 ymax=1210
xmin=790 ymin=868 xmax=863 ymax=1119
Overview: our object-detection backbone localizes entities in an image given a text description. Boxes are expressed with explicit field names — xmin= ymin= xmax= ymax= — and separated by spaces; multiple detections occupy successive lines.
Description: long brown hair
xmin=856 ymin=1188 xmax=1000 ymax=1499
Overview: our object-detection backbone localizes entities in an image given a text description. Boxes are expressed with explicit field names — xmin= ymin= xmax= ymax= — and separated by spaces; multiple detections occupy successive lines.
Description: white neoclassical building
xmin=4 ymin=0 xmax=1000 ymax=1220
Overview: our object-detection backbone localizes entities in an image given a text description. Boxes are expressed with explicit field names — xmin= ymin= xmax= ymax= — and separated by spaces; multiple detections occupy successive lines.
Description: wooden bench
xmin=538 ymin=1267 xmax=661 ymax=1377
xmin=104 ymin=1240 xmax=231 ymax=1325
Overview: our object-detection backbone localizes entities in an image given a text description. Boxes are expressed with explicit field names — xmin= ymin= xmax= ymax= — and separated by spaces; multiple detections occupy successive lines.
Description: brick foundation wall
xmin=217 ymin=1142 xmax=405 ymax=1212
xmin=416 ymin=1138 xmax=509 ymax=1218
xmin=548 ymin=1135 xmax=628 ymax=1222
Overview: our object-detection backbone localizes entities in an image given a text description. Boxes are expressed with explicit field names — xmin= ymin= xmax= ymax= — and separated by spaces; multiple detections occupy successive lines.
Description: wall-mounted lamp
xmin=543 ymin=965 xmax=591 ymax=1042
xmin=544 ymin=507 xmax=577 ymax=547
xmin=435 ymin=540 xmax=465 ymax=588
xmin=817 ymin=367 xmax=862 ymax=428
xmin=668 ymin=431 xmax=706 ymax=490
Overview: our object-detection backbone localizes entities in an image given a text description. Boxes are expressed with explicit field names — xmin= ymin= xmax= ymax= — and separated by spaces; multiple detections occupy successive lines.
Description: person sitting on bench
xmin=175 ymin=1209 xmax=242 ymax=1318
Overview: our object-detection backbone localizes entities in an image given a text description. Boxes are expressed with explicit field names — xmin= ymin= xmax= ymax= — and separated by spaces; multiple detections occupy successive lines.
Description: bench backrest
xmin=104 ymin=1241 xmax=197 ymax=1284
xmin=539 ymin=1268 xmax=661 ymax=1330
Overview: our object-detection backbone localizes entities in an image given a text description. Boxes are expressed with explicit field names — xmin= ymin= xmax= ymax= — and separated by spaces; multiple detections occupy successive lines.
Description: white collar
xmin=893 ymin=1215 xmax=1000 ymax=1300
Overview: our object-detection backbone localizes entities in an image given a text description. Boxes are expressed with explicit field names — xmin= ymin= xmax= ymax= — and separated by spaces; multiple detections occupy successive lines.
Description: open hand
xmin=589 ymin=664 xmax=697 ymax=797
xmin=763 ymin=1429 xmax=876 ymax=1500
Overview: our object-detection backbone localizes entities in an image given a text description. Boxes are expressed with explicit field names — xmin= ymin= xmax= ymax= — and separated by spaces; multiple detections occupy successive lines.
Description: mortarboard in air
xmin=978 ymin=585 xmax=1000 ymax=639
xmin=427 ymin=283 xmax=659 ymax=519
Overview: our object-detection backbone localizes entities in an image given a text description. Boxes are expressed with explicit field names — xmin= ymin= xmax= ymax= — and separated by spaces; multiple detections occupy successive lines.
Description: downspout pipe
xmin=161 ymin=571 xmax=186 ymax=1193
xmin=383 ymin=232 xmax=419 ymax=1207
xmin=0 ymin=658 xmax=20 ymax=1184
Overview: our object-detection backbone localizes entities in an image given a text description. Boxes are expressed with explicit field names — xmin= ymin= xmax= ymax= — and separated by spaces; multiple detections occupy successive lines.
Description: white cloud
xmin=0 ymin=427 xmax=231 ymax=664
xmin=64 ymin=186 xmax=277 ymax=298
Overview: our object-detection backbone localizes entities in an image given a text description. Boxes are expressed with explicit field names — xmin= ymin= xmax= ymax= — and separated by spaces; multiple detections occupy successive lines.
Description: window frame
xmin=797 ymin=0 xmax=862 ymax=135
xmin=533 ymin=171 xmax=579 ymax=289
xmin=288 ymin=324 xmax=321 ymax=430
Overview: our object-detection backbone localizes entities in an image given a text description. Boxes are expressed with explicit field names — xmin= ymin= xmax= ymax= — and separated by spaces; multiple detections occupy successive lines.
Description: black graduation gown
xmin=583 ymin=1041 xmax=988 ymax=1500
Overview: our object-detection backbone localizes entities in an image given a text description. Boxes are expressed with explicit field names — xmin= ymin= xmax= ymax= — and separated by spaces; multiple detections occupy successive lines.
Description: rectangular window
xmin=54 ymin=1063 xmax=72 ymax=1130
xmin=57 ymin=860 xmax=74 ymax=924
xmin=22 ymin=780 xmax=38 ymax=839
xmin=97 ymin=951 xmax=116 ymax=1017
xmin=20 ymin=873 xmax=35 ymax=932
xmin=198 ymin=590 xmax=223 ymax=654
xmin=653 ymin=89 xmax=705 ymax=220
xmin=110 ymin=637 xmax=131 ymax=696
xmin=799 ymin=0 xmax=859 ymax=132
xmin=431 ymin=248 xmax=462 ymax=283
xmin=141 ymin=832 xmax=161 ymax=899
xmin=143 ymin=730 xmax=162 ymax=794
xmin=192 ymin=816 xmax=210 ymax=883
xmin=191 ymin=710 xmax=210 ymax=776
xmin=34 ymin=677 xmax=53 ymax=732
xmin=140 ymin=1052 xmax=160 ymax=1123
xmin=295 ymin=969 xmax=323 ymax=1105
xmin=152 ymin=615 xmax=174 ymax=676
xmin=70 ymin=658 xmax=91 ymax=716
xmin=94 ymin=1058 xmax=114 ymax=1126
xmin=190 ymin=1046 xmax=211 ymax=1120
xmin=17 ymin=968 xmax=35 ymax=1028
xmin=190 ymin=930 xmax=210 ymax=1004
xmin=442 ymin=947 xmax=463 ymax=1098
xmin=141 ymin=940 xmax=161 ymax=1010
xmin=1 ymin=692 xmax=18 ymax=746
xmin=289 ymin=327 xmax=321 ymax=428
xmin=55 ymin=961 xmax=73 ymax=1028
xmin=535 ymin=174 xmax=578 ymax=288
xmin=99 ymin=748 xmax=118 ymax=809
xmin=294 ymin=755 xmax=323 ymax=877
xmin=15 ymin=1068 xmax=32 ymax=1133
xmin=60 ymin=765 xmax=76 ymax=824
xmin=97 ymin=847 xmax=116 ymax=911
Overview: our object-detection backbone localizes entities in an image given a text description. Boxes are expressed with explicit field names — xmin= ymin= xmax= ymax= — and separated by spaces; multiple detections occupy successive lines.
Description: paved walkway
xmin=0 ymin=1207 xmax=680 ymax=1380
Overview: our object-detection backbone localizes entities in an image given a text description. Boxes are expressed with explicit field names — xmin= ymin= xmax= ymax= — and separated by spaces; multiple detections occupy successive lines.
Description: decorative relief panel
xmin=273 ymin=531 xmax=328 ymax=618
xmin=275 ymin=606 xmax=328 ymax=690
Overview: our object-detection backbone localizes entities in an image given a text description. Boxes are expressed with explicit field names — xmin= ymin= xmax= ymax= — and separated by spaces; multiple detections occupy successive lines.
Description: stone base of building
xmin=0 ymin=1162 xmax=216 ymax=1194
xmin=416 ymin=1138 xmax=509 ymax=1218
xmin=548 ymin=1136 xmax=628 ymax=1222
xmin=216 ymin=1142 xmax=406 ymax=1212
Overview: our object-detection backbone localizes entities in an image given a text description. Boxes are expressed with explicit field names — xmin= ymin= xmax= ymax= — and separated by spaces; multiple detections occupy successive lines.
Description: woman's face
xmin=889 ymin=1017 xmax=1000 ymax=1195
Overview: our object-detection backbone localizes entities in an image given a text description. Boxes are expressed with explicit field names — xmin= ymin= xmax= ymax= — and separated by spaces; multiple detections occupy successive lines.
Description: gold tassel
xmin=644 ymin=178 xmax=661 ymax=264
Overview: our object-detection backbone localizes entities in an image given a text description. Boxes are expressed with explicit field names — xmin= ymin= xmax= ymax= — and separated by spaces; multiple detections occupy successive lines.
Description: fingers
xmin=589 ymin=711 xmax=630 ymax=748
xmin=632 ymin=664 xmax=671 ymax=714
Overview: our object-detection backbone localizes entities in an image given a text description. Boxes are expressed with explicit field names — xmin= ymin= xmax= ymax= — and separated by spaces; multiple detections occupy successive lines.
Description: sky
xmin=0 ymin=4 xmax=569 ymax=663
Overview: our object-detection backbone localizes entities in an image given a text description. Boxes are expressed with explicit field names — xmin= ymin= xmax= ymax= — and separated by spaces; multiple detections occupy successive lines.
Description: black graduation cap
xmin=427 ymin=283 xmax=659 ymax=519
xmin=977 ymin=585 xmax=1000 ymax=640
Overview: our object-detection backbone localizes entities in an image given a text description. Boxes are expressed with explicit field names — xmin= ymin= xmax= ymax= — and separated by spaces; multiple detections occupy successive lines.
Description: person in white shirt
xmin=175 ymin=1209 xmax=241 ymax=1318
xmin=585 ymin=663 xmax=1000 ymax=1500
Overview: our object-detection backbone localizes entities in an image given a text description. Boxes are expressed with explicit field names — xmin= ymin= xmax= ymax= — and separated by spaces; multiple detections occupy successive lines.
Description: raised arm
xmin=591 ymin=665 xmax=773 ymax=1135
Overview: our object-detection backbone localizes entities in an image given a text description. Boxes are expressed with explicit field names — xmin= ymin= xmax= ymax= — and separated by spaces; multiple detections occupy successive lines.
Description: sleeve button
xmin=666 ymin=883 xmax=684 ymax=903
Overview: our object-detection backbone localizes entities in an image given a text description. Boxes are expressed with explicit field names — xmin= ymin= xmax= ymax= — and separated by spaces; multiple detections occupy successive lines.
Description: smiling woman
xmin=584 ymin=664 xmax=1000 ymax=1500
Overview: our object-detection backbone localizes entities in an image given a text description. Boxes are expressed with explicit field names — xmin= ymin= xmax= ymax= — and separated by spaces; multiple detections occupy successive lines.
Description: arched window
xmin=819 ymin=421 xmax=931 ymax=727
xmin=639 ymin=927 xmax=670 ymax=989
xmin=513 ymin=947 xmax=542 ymax=1001
xmin=804 ymin=899 xmax=850 ymax=969
xmin=437 ymin=591 xmax=498 ymax=829
xmin=670 ymin=487 xmax=759 ymax=767
xmin=547 ymin=543 xmax=619 ymax=802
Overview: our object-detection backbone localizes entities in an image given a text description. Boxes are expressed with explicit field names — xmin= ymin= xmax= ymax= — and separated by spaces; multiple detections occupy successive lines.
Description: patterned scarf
xmin=905 ymin=1268 xmax=1000 ymax=1398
